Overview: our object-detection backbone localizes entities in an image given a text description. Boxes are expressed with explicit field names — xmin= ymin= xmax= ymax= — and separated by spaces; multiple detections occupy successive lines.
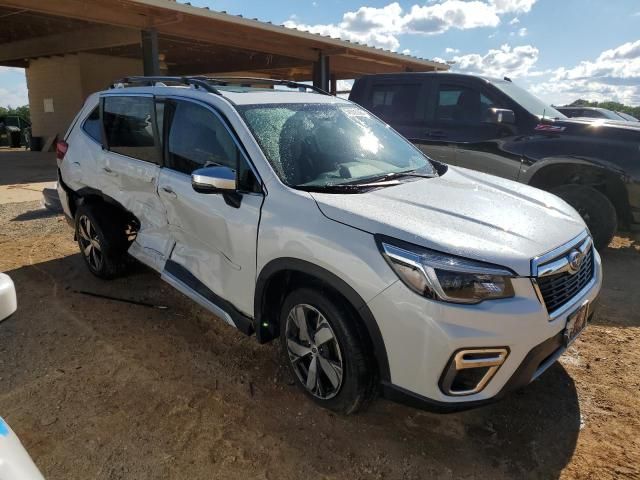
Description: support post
xmin=141 ymin=28 xmax=160 ymax=76
xmin=312 ymin=53 xmax=330 ymax=92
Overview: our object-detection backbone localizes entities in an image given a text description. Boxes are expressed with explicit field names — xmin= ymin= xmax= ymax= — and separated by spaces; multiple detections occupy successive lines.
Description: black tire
xmin=552 ymin=184 xmax=617 ymax=250
xmin=75 ymin=203 xmax=128 ymax=279
xmin=9 ymin=130 xmax=21 ymax=148
xmin=280 ymin=288 xmax=373 ymax=414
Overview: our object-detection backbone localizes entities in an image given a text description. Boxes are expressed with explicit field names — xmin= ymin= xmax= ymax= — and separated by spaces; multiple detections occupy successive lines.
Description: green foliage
xmin=567 ymin=99 xmax=640 ymax=119
xmin=0 ymin=105 xmax=29 ymax=122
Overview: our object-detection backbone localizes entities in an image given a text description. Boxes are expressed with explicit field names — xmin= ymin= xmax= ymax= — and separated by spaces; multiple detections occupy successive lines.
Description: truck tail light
xmin=56 ymin=140 xmax=68 ymax=161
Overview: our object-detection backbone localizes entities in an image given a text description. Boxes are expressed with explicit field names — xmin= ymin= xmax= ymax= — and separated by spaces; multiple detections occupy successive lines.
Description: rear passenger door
xmin=99 ymin=94 xmax=172 ymax=270
xmin=423 ymin=79 xmax=523 ymax=180
xmin=156 ymin=98 xmax=264 ymax=318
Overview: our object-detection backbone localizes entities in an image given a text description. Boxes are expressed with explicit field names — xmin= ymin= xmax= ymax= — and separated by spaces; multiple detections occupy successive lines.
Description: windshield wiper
xmin=296 ymin=180 xmax=401 ymax=193
xmin=346 ymin=169 xmax=436 ymax=185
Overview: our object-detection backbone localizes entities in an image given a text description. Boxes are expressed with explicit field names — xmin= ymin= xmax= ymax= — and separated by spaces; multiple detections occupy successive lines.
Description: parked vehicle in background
xmin=0 ymin=273 xmax=17 ymax=322
xmin=0 ymin=417 xmax=45 ymax=480
xmin=349 ymin=73 xmax=640 ymax=249
xmin=556 ymin=106 xmax=630 ymax=121
xmin=57 ymin=76 xmax=601 ymax=414
xmin=616 ymin=111 xmax=639 ymax=122
xmin=0 ymin=115 xmax=31 ymax=149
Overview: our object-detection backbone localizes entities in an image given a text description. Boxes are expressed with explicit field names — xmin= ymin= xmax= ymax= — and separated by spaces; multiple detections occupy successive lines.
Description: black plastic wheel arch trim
xmin=254 ymin=257 xmax=391 ymax=382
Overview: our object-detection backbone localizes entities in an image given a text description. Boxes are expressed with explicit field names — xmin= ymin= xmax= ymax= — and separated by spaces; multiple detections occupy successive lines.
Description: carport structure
xmin=0 ymin=0 xmax=447 ymax=143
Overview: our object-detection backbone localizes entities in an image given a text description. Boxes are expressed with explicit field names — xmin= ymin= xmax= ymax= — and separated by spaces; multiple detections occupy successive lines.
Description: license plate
xmin=564 ymin=302 xmax=589 ymax=346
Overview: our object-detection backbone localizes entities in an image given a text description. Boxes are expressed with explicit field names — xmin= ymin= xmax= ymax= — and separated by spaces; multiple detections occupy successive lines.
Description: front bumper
xmin=368 ymin=248 xmax=602 ymax=410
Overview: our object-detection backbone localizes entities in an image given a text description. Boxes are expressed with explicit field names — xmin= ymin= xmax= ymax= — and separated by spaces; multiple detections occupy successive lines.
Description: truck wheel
xmin=280 ymin=288 xmax=373 ymax=414
xmin=553 ymin=184 xmax=617 ymax=250
xmin=75 ymin=204 xmax=128 ymax=279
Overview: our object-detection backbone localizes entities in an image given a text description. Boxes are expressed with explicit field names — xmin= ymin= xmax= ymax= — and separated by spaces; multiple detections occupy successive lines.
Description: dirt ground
xmin=1 ymin=198 xmax=639 ymax=480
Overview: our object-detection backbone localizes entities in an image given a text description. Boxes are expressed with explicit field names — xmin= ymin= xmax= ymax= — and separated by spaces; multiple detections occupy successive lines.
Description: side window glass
xmin=82 ymin=106 xmax=101 ymax=143
xmin=103 ymin=96 xmax=158 ymax=163
xmin=436 ymin=84 xmax=496 ymax=125
xmin=167 ymin=101 xmax=240 ymax=175
xmin=369 ymin=83 xmax=422 ymax=123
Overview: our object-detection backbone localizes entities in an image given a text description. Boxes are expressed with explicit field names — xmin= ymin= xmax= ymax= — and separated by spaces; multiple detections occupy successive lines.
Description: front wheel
xmin=280 ymin=288 xmax=373 ymax=414
xmin=552 ymin=184 xmax=617 ymax=250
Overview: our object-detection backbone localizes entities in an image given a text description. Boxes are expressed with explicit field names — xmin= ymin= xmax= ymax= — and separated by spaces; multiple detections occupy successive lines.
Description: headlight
xmin=378 ymin=237 xmax=515 ymax=304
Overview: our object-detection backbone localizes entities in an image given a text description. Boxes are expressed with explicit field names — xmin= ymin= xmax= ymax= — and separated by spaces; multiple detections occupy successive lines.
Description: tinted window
xmin=167 ymin=101 xmax=240 ymax=175
xmin=369 ymin=83 xmax=422 ymax=123
xmin=436 ymin=84 xmax=496 ymax=124
xmin=82 ymin=107 xmax=101 ymax=143
xmin=103 ymin=96 xmax=158 ymax=163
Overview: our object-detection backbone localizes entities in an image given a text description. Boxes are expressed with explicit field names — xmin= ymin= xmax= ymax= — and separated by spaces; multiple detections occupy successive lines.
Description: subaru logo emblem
xmin=567 ymin=250 xmax=584 ymax=274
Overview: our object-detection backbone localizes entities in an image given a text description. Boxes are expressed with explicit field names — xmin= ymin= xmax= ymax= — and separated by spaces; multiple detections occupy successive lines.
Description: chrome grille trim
xmin=531 ymin=230 xmax=596 ymax=319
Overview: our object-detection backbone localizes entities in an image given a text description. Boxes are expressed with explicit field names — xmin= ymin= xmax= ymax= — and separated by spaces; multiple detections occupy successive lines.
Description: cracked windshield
xmin=239 ymin=103 xmax=435 ymax=189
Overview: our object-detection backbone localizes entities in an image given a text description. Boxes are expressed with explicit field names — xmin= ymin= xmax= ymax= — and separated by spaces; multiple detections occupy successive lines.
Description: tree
xmin=0 ymin=105 xmax=30 ymax=122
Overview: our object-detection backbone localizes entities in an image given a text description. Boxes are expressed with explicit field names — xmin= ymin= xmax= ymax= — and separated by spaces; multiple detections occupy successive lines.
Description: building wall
xmin=26 ymin=53 xmax=142 ymax=141
xmin=26 ymin=56 xmax=84 ymax=139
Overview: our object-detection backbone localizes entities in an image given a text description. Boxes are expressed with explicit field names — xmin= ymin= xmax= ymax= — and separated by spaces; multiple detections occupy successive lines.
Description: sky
xmin=1 ymin=0 xmax=640 ymax=108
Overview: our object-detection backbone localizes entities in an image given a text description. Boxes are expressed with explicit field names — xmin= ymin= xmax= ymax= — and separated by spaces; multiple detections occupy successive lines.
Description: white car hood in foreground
xmin=0 ymin=273 xmax=17 ymax=322
xmin=311 ymin=167 xmax=586 ymax=276
xmin=0 ymin=417 xmax=45 ymax=480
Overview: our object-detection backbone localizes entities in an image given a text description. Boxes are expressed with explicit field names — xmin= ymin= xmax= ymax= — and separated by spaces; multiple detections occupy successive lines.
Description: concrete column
xmin=141 ymin=28 xmax=160 ymax=76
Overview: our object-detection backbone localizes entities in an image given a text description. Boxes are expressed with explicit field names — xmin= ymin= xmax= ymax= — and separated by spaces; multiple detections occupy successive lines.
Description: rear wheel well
xmin=73 ymin=191 xmax=139 ymax=241
xmin=256 ymin=268 xmax=381 ymax=381
xmin=528 ymin=163 xmax=631 ymax=227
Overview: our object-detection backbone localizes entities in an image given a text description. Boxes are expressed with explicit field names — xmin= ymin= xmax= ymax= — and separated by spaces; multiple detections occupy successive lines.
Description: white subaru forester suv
xmin=57 ymin=76 xmax=602 ymax=414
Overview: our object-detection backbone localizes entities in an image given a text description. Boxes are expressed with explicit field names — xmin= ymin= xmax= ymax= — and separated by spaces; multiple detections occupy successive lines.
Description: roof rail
xmin=110 ymin=75 xmax=330 ymax=96
xmin=111 ymin=76 xmax=222 ymax=95
xmin=203 ymin=76 xmax=331 ymax=95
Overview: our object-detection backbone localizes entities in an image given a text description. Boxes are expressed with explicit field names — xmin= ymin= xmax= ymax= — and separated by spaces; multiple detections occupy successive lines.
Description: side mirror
xmin=191 ymin=166 xmax=237 ymax=194
xmin=485 ymin=108 xmax=516 ymax=125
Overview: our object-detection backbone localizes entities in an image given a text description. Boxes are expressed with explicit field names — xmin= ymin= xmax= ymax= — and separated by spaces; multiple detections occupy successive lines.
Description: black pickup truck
xmin=349 ymin=73 xmax=640 ymax=249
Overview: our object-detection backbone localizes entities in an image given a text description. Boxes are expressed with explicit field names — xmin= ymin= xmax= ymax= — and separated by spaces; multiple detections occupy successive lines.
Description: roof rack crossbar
xmin=199 ymin=76 xmax=331 ymax=95
xmin=111 ymin=76 xmax=222 ymax=95
xmin=110 ymin=75 xmax=330 ymax=96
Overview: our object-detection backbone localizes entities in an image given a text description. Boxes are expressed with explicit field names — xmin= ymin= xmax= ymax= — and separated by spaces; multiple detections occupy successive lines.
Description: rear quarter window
xmin=82 ymin=106 xmax=101 ymax=143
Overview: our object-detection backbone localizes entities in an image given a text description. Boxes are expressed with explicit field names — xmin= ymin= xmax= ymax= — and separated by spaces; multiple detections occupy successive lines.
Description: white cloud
xmin=489 ymin=0 xmax=537 ymax=14
xmin=518 ymin=27 xmax=527 ymax=36
xmin=0 ymin=67 xmax=28 ymax=108
xmin=445 ymin=47 xmax=460 ymax=54
xmin=283 ymin=0 xmax=538 ymax=51
xmin=509 ymin=17 xmax=520 ymax=25
xmin=531 ymin=39 xmax=640 ymax=105
xmin=449 ymin=43 xmax=539 ymax=78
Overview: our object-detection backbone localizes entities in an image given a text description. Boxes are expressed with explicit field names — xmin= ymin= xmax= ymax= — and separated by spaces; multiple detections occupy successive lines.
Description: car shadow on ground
xmin=2 ymin=253 xmax=580 ymax=479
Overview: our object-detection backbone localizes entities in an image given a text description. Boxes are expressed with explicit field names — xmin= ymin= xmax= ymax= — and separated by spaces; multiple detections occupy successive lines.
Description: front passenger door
xmin=423 ymin=81 xmax=523 ymax=180
xmin=157 ymin=98 xmax=264 ymax=318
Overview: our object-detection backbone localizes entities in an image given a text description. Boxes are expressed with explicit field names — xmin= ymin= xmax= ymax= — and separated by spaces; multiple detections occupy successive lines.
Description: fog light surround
xmin=440 ymin=348 xmax=509 ymax=396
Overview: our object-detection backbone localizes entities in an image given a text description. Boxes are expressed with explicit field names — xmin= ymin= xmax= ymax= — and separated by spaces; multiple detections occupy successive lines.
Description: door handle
xmin=102 ymin=167 xmax=118 ymax=176
xmin=160 ymin=185 xmax=177 ymax=198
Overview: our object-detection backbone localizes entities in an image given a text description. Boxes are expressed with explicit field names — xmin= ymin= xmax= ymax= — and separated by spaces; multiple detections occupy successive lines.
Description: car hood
xmin=310 ymin=167 xmax=586 ymax=276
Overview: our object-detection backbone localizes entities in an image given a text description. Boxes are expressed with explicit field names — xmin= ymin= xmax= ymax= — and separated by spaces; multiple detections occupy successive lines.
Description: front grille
xmin=537 ymin=247 xmax=594 ymax=313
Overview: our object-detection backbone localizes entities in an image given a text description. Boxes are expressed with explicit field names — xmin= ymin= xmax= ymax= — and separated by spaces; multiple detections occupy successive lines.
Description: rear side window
xmin=102 ymin=96 xmax=158 ymax=163
xmin=368 ymin=83 xmax=422 ymax=123
xmin=436 ymin=84 xmax=496 ymax=124
xmin=82 ymin=107 xmax=101 ymax=143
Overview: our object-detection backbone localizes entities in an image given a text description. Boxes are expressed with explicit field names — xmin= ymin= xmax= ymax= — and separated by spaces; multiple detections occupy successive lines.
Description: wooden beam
xmin=0 ymin=0 xmax=150 ymax=28
xmin=168 ymin=55 xmax=308 ymax=76
xmin=0 ymin=25 xmax=140 ymax=62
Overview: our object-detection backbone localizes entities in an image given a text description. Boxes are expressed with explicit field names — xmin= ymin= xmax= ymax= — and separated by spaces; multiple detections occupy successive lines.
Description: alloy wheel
xmin=78 ymin=215 xmax=103 ymax=272
xmin=285 ymin=303 xmax=344 ymax=399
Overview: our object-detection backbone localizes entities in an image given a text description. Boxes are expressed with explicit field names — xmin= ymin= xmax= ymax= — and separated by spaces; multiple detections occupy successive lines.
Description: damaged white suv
xmin=57 ymin=77 xmax=601 ymax=413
